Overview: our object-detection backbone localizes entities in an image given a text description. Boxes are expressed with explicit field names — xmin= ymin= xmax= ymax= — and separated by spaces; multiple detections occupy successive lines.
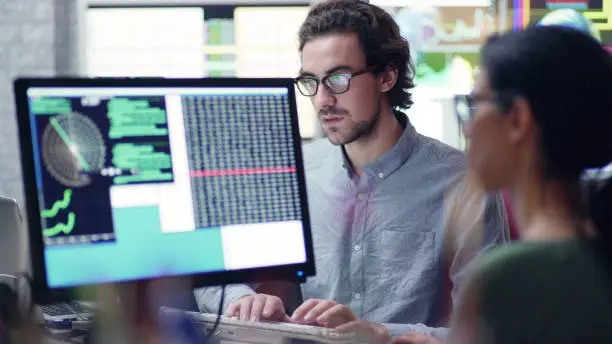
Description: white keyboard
xmin=160 ymin=307 xmax=365 ymax=343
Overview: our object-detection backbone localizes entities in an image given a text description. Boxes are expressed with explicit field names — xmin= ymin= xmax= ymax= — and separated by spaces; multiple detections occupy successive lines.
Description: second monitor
xmin=14 ymin=77 xmax=315 ymax=303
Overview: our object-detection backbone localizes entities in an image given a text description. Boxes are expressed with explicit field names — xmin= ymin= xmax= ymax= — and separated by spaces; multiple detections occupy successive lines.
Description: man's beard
xmin=323 ymin=106 xmax=381 ymax=146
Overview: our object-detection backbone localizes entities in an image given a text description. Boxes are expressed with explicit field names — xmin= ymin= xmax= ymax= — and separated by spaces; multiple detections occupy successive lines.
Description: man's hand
xmin=291 ymin=299 xmax=391 ymax=343
xmin=389 ymin=332 xmax=444 ymax=344
xmin=336 ymin=320 xmax=391 ymax=344
xmin=225 ymin=294 xmax=290 ymax=322
xmin=291 ymin=299 xmax=358 ymax=327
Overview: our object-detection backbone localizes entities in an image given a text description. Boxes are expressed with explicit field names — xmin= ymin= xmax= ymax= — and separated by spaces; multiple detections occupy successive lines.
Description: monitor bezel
xmin=13 ymin=77 xmax=316 ymax=304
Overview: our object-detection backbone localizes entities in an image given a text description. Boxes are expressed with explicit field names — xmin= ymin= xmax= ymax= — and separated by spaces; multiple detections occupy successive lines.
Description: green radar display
xmin=42 ymin=113 xmax=106 ymax=187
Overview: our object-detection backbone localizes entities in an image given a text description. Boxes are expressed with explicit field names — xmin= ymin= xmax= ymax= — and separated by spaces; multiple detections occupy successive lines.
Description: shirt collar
xmin=340 ymin=111 xmax=417 ymax=179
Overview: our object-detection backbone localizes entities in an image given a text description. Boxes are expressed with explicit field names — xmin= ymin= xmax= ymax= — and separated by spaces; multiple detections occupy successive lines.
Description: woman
xmin=445 ymin=26 xmax=612 ymax=344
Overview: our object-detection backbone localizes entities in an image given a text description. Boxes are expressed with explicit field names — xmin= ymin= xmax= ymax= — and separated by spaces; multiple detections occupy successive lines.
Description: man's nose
xmin=312 ymin=83 xmax=336 ymax=110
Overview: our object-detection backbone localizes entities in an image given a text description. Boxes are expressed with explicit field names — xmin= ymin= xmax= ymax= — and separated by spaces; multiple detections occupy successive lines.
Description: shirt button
xmin=354 ymin=293 xmax=362 ymax=300
xmin=353 ymin=244 xmax=361 ymax=252
xmin=357 ymin=193 xmax=366 ymax=200
xmin=378 ymin=172 xmax=384 ymax=178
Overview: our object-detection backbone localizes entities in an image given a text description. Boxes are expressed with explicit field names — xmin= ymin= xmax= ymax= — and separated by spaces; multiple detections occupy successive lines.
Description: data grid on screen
xmin=181 ymin=93 xmax=302 ymax=229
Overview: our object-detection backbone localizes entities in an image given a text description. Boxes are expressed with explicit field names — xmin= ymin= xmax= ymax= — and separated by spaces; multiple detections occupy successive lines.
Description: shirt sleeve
xmin=193 ymin=284 xmax=257 ymax=313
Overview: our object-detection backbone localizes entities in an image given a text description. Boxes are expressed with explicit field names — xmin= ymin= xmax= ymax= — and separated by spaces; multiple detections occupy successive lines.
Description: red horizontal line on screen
xmin=190 ymin=167 xmax=296 ymax=177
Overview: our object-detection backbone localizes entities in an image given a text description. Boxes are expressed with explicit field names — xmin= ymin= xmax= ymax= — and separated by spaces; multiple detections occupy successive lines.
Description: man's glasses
xmin=294 ymin=66 xmax=377 ymax=97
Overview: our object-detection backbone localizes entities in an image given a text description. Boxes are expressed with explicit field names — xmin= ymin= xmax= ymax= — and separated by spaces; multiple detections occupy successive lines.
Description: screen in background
xmin=517 ymin=0 xmax=611 ymax=49
xmin=86 ymin=5 xmax=319 ymax=139
xmin=25 ymin=85 xmax=308 ymax=288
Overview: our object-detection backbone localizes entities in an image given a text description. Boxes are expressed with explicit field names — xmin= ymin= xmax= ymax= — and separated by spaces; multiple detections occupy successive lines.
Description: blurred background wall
xmin=0 ymin=0 xmax=84 ymax=205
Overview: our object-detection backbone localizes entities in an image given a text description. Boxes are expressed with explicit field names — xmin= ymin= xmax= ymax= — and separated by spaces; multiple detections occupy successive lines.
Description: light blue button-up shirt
xmin=195 ymin=112 xmax=509 ymax=338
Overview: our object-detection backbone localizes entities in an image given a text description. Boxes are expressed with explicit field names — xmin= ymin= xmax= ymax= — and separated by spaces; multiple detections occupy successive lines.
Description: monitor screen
xmin=14 ymin=78 xmax=314 ymax=300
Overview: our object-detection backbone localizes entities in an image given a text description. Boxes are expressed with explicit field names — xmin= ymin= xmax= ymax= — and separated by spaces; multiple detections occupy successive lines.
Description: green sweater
xmin=475 ymin=238 xmax=612 ymax=344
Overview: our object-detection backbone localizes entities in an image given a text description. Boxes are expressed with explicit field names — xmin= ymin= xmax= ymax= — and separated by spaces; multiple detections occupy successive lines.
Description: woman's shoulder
xmin=474 ymin=238 xmax=612 ymax=340
xmin=476 ymin=238 xmax=603 ymax=285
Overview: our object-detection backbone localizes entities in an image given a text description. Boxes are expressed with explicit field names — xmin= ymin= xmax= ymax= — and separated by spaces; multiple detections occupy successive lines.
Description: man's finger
xmin=262 ymin=296 xmax=283 ymax=319
xmin=302 ymin=300 xmax=336 ymax=323
xmin=280 ymin=313 xmax=293 ymax=323
xmin=291 ymin=299 xmax=320 ymax=321
xmin=225 ymin=301 xmax=240 ymax=318
xmin=249 ymin=295 xmax=266 ymax=321
xmin=239 ymin=298 xmax=253 ymax=321
xmin=316 ymin=304 xmax=352 ymax=327
xmin=335 ymin=320 xmax=362 ymax=333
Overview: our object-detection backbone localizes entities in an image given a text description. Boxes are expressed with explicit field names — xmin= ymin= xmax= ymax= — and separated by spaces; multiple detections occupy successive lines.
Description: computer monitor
xmin=13 ymin=77 xmax=315 ymax=303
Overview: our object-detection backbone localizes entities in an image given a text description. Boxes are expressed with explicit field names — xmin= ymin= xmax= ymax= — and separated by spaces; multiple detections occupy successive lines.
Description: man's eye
xmin=327 ymin=75 xmax=344 ymax=82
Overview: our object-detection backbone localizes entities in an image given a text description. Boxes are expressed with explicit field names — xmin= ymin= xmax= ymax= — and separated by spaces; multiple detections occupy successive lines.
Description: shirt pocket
xmin=380 ymin=229 xmax=436 ymax=295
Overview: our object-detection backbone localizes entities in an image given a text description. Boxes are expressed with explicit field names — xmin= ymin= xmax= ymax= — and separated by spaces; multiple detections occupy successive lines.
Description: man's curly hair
xmin=298 ymin=0 xmax=415 ymax=109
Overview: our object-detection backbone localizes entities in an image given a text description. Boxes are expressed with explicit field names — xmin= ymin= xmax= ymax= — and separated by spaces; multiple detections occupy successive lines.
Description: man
xmin=195 ymin=0 xmax=509 ymax=341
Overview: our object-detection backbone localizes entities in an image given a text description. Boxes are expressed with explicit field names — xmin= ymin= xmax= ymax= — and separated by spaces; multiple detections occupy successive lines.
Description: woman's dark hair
xmin=297 ymin=0 xmax=415 ymax=110
xmin=481 ymin=26 xmax=612 ymax=245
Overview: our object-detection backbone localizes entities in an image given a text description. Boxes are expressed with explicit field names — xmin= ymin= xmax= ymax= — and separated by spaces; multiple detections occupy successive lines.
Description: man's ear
xmin=380 ymin=64 xmax=398 ymax=93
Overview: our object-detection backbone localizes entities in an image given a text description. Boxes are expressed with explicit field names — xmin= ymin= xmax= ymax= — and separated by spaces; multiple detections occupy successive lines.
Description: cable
xmin=203 ymin=285 xmax=225 ymax=343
